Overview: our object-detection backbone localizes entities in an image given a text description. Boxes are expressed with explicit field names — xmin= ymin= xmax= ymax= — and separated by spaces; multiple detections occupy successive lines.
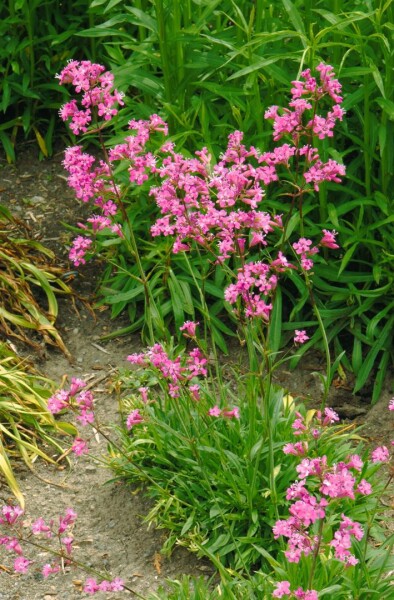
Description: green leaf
xmin=353 ymin=315 xmax=394 ymax=393
xmin=268 ymin=286 xmax=282 ymax=352
xmin=376 ymin=97 xmax=394 ymax=120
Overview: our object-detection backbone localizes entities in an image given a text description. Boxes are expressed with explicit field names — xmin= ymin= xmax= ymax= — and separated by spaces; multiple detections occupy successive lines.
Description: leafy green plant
xmin=0 ymin=342 xmax=74 ymax=507
xmin=0 ymin=0 xmax=100 ymax=161
xmin=0 ymin=204 xmax=73 ymax=356
xmin=106 ymin=339 xmax=393 ymax=597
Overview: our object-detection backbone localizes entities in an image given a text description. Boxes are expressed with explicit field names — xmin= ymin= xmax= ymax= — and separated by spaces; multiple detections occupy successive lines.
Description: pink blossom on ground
xmin=294 ymin=330 xmax=309 ymax=344
xmin=47 ymin=389 xmax=70 ymax=414
xmin=61 ymin=536 xmax=74 ymax=554
xmin=2 ymin=537 xmax=23 ymax=555
xmin=371 ymin=446 xmax=390 ymax=463
xmin=31 ymin=517 xmax=52 ymax=537
xmin=58 ymin=508 xmax=77 ymax=534
xmin=71 ymin=437 xmax=89 ymax=456
xmin=42 ymin=563 xmax=61 ymax=578
xmin=84 ymin=577 xmax=100 ymax=594
xmin=208 ymin=405 xmax=222 ymax=417
xmin=69 ymin=377 xmax=86 ymax=396
xmin=109 ymin=577 xmax=124 ymax=591
xmin=13 ymin=556 xmax=31 ymax=573
xmin=0 ymin=505 xmax=24 ymax=525
xmin=389 ymin=398 xmax=394 ymax=411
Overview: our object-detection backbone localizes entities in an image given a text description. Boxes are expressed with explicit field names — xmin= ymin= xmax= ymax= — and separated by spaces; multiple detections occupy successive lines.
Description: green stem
xmin=154 ymin=0 xmax=175 ymax=132
xmin=97 ymin=130 xmax=156 ymax=343
xmin=304 ymin=272 xmax=331 ymax=411
xmin=307 ymin=518 xmax=325 ymax=589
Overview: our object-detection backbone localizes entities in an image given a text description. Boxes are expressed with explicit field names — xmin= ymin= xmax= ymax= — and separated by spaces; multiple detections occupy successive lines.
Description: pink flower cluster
xmin=1 ymin=505 xmax=76 ymax=576
xmin=59 ymin=62 xmax=344 ymax=323
xmin=48 ymin=378 xmax=93 ymax=455
xmin=273 ymin=580 xmax=318 ymax=599
xmin=0 ymin=505 xmax=124 ymax=593
xmin=84 ymin=577 xmax=124 ymax=595
xmin=127 ymin=342 xmax=207 ymax=399
xmin=179 ymin=320 xmax=199 ymax=337
xmin=272 ymin=409 xmax=378 ymax=567
xmin=294 ymin=330 xmax=309 ymax=345
xmin=57 ymin=60 xmax=124 ymax=134
xmin=208 ymin=405 xmax=240 ymax=419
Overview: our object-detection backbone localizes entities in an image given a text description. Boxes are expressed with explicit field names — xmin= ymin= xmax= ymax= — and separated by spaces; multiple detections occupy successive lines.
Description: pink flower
xmin=222 ymin=407 xmax=240 ymax=419
xmin=14 ymin=556 xmax=31 ymax=573
xmin=346 ymin=454 xmax=363 ymax=471
xmin=294 ymin=588 xmax=318 ymax=600
xmin=371 ymin=446 xmax=390 ymax=463
xmin=58 ymin=508 xmax=77 ymax=534
xmin=69 ymin=377 xmax=86 ymax=396
xmin=31 ymin=517 xmax=52 ymax=537
xmin=189 ymin=384 xmax=200 ymax=401
xmin=273 ymin=580 xmax=291 ymax=597
xmin=1 ymin=505 xmax=24 ymax=525
xmin=320 ymin=229 xmax=339 ymax=249
xmin=42 ymin=563 xmax=61 ymax=578
xmin=69 ymin=235 xmax=93 ymax=266
xmin=126 ymin=409 xmax=143 ymax=429
xmin=110 ymin=577 xmax=124 ymax=591
xmin=294 ymin=330 xmax=309 ymax=344
xmin=179 ymin=320 xmax=199 ymax=337
xmin=138 ymin=386 xmax=149 ymax=403
xmin=389 ymin=397 xmax=394 ymax=411
xmin=71 ymin=437 xmax=89 ymax=456
xmin=47 ymin=389 xmax=70 ymax=414
xmin=322 ymin=407 xmax=339 ymax=425
xmin=357 ymin=479 xmax=372 ymax=495
xmin=61 ymin=536 xmax=74 ymax=554
xmin=283 ymin=442 xmax=308 ymax=456
xmin=84 ymin=577 xmax=100 ymax=595
xmin=208 ymin=405 xmax=222 ymax=417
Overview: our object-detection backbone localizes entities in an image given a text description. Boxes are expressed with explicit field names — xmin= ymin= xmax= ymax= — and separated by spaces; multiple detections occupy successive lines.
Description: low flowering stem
xmin=9 ymin=534 xmax=146 ymax=598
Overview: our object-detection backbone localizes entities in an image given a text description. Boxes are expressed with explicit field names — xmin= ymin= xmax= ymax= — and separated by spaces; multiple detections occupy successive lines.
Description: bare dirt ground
xmin=0 ymin=146 xmax=392 ymax=599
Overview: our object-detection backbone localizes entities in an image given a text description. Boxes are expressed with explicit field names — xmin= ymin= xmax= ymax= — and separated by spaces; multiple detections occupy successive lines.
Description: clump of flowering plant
xmin=53 ymin=60 xmax=394 ymax=599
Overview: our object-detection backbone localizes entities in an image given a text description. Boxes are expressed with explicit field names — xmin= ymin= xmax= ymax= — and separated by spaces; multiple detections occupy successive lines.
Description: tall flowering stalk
xmin=57 ymin=61 xmax=169 ymax=343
